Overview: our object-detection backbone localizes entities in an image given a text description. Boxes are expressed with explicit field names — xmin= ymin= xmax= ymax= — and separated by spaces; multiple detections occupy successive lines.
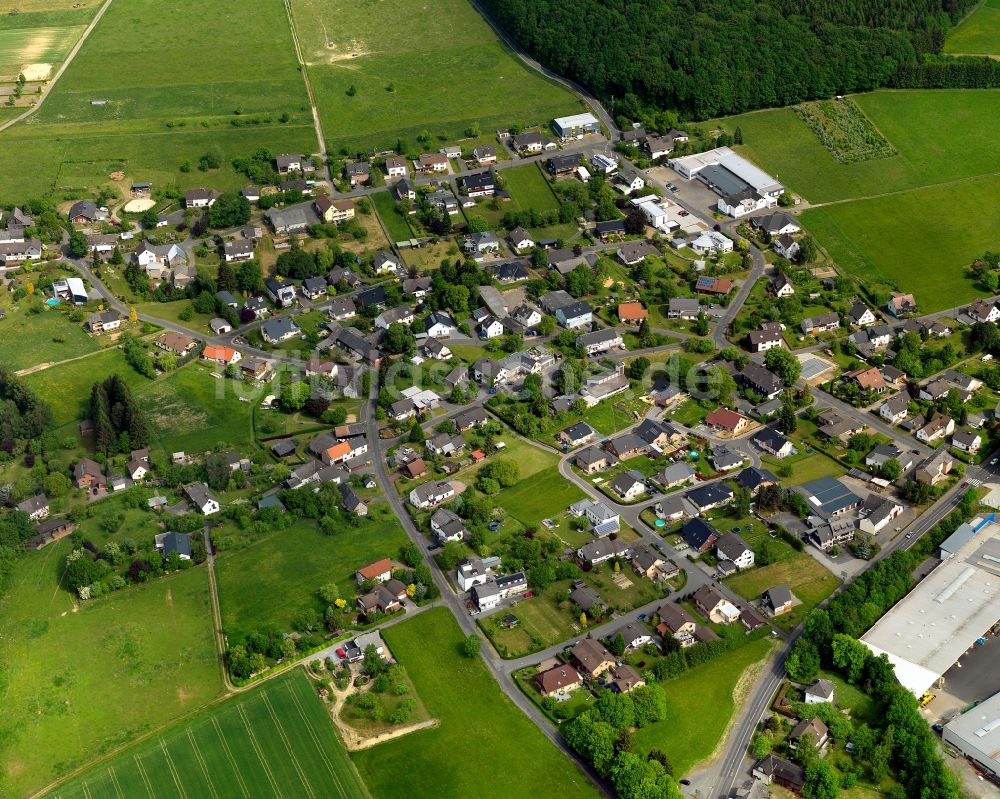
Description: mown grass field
xmin=492 ymin=465 xmax=586 ymax=527
xmin=23 ymin=346 xmax=151 ymax=425
xmin=715 ymin=89 xmax=1000 ymax=311
xmin=372 ymin=190 xmax=414 ymax=242
xmin=799 ymin=174 xmax=997 ymax=310
xmin=501 ymin=163 xmax=560 ymax=211
xmin=727 ymin=556 xmax=840 ymax=630
xmin=216 ymin=506 xmax=409 ymax=643
xmin=0 ymin=0 xmax=316 ymax=199
xmin=0 ymin=307 xmax=100 ymax=371
xmin=632 ymin=636 xmax=774 ymax=777
xmin=352 ymin=608 xmax=602 ymax=798
xmin=48 ymin=669 xmax=370 ymax=799
xmin=0 ymin=552 xmax=221 ymax=799
xmin=944 ymin=0 xmax=1000 ymax=55
xmin=135 ymin=362 xmax=261 ymax=454
xmin=289 ymin=0 xmax=582 ymax=152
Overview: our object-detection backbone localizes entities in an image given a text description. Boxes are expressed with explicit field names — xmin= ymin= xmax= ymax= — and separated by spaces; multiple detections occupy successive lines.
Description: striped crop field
xmin=48 ymin=669 xmax=370 ymax=799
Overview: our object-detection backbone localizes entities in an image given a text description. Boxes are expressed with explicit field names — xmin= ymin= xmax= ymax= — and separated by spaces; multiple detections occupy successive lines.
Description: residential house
xmin=577 ymin=328 xmax=623 ymax=356
xmin=183 ymin=189 xmax=217 ymax=209
xmin=461 ymin=171 xmax=495 ymax=197
xmin=344 ymin=162 xmax=370 ymax=186
xmin=609 ymin=471 xmax=646 ymax=501
xmin=736 ymin=466 xmax=779 ymax=495
xmin=790 ymin=717 xmax=829 ymax=751
xmin=692 ymin=585 xmax=741 ymax=624
xmin=576 ymin=537 xmax=630 ymax=566
xmin=738 ymin=362 xmax=784 ymax=400
xmin=773 ymin=235 xmax=800 ymax=260
xmin=155 ymin=331 xmax=197 ymax=356
xmin=886 ymin=292 xmax=917 ymax=318
xmin=685 ymin=482 xmax=734 ymax=513
xmin=880 ymin=393 xmax=910 ymax=425
xmin=859 ymin=495 xmax=903 ymax=535
xmin=652 ymin=461 xmax=696 ymax=490
xmin=753 ymin=755 xmax=805 ymax=794
xmin=17 ymin=494 xmax=49 ymax=521
xmin=711 ymin=444 xmax=745 ymax=472
xmin=969 ymin=298 xmax=1000 ymax=323
xmin=265 ymin=205 xmax=310 ymax=236
xmin=408 ymin=480 xmax=455 ymax=509
xmin=764 ymin=584 xmax=793 ymax=615
xmin=617 ymin=302 xmax=648 ymax=325
xmin=848 ymin=302 xmax=877 ymax=327
xmin=265 ymin=277 xmax=296 ymax=308
xmin=536 ymin=664 xmax=583 ymax=698
xmin=471 ymin=571 xmax=527 ymax=611
xmin=571 ymin=638 xmax=616 ymax=678
xmin=716 ymin=533 xmax=754 ymax=570
xmin=453 ymin=407 xmax=488 ymax=432
xmin=357 ymin=585 xmax=403 ymax=616
xmin=473 ymin=145 xmax=497 ymax=165
xmin=916 ymin=413 xmax=955 ymax=443
xmin=768 ymin=273 xmax=795 ymax=297
xmin=558 ymin=422 xmax=598 ymax=448
xmin=865 ymin=443 xmax=910 ymax=472
xmin=630 ymin=545 xmax=667 ymax=580
xmin=384 ymin=156 xmax=407 ymax=178
xmin=748 ymin=326 xmax=783 ymax=353
xmin=261 ymin=316 xmax=300 ymax=344
xmin=682 ymin=517 xmax=721 ymax=554
xmin=202 ymin=344 xmax=241 ymax=366
xmin=416 ymin=153 xmax=448 ymax=173
xmin=68 ymin=199 xmax=109 ymax=222
xmin=695 ymin=275 xmax=734 ymax=295
xmin=315 ymin=196 xmax=356 ymax=224
xmin=952 ymin=429 xmax=982 ymax=454
xmin=456 ymin=556 xmax=500 ymax=591
xmin=705 ymin=408 xmax=749 ymax=435
xmin=154 ymin=532 xmax=192 ymax=561
xmin=425 ymin=311 xmax=456 ymax=338
xmin=617 ymin=241 xmax=659 ymax=266
xmin=275 ymin=153 xmax=313 ymax=174
xmin=356 ymin=558 xmax=393 ymax=585
xmin=799 ymin=313 xmax=840 ymax=335
xmin=180 ymin=482 xmax=218 ymax=516
xmin=606 ymin=433 xmax=648 ymax=460
xmin=575 ymin=446 xmax=617 ymax=474
xmin=430 ymin=508 xmax=468 ymax=544
xmin=555 ymin=301 xmax=592 ymax=329
xmin=85 ymin=310 xmax=121 ymax=334
xmin=464 ymin=231 xmax=500 ymax=256
xmin=609 ymin=621 xmax=654 ymax=651
xmin=667 ymin=298 xmax=701 ymax=320
xmin=805 ymin=679 xmax=835 ymax=705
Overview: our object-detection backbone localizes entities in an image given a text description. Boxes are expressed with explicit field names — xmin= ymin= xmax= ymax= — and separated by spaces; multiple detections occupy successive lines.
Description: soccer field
xmin=49 ymin=669 xmax=370 ymax=799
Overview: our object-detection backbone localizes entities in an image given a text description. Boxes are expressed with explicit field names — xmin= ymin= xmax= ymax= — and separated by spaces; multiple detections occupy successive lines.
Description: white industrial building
xmin=552 ymin=113 xmax=601 ymax=140
xmin=670 ymin=146 xmax=784 ymax=218
xmin=943 ymin=690 xmax=1000 ymax=778
xmin=860 ymin=516 xmax=1000 ymax=697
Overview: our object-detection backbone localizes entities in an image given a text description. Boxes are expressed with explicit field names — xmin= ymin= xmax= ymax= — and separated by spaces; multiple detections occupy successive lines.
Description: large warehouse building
xmin=943 ymin=691 xmax=1000 ymax=778
xmin=860 ymin=517 xmax=1000 ymax=696
xmin=669 ymin=146 xmax=785 ymax=218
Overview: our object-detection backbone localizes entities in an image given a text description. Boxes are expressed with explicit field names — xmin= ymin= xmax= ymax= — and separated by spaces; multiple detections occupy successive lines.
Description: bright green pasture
xmin=944 ymin=0 xmax=1000 ymax=55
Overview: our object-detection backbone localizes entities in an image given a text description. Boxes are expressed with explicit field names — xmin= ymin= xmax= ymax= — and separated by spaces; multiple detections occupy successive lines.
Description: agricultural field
xmin=0 ymin=0 xmax=317 ymax=199
xmin=718 ymin=89 xmax=1000 ymax=312
xmin=632 ymin=636 xmax=775 ymax=777
xmin=23 ymin=346 xmax=152 ymax=426
xmin=944 ymin=0 xmax=1000 ymax=55
xmin=0 ymin=306 xmax=100 ymax=371
xmin=0 ymin=553 xmax=221 ymax=798
xmin=215 ymin=505 xmax=409 ymax=643
xmin=351 ymin=608 xmax=603 ymax=799
xmin=289 ymin=0 xmax=582 ymax=152
xmin=0 ymin=25 xmax=84 ymax=74
xmin=48 ymin=669 xmax=371 ymax=799
xmin=134 ymin=362 xmax=262 ymax=455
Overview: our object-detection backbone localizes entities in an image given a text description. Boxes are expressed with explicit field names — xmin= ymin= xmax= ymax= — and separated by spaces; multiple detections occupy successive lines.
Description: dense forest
xmin=90 ymin=376 xmax=150 ymax=457
xmin=0 ymin=364 xmax=51 ymax=442
xmin=481 ymin=0 xmax=979 ymax=119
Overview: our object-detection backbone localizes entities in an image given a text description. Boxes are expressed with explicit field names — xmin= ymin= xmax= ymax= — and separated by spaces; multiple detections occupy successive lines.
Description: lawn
xmin=726 ymin=556 xmax=841 ymax=631
xmin=492 ymin=465 xmax=585 ymax=527
xmin=944 ymin=0 xmax=1000 ymax=55
xmin=135 ymin=299 xmax=217 ymax=333
xmin=481 ymin=582 xmax=583 ymax=657
xmin=48 ymin=669 xmax=370 ymax=799
xmin=500 ymin=163 xmax=561 ymax=214
xmin=24 ymin=347 xmax=151 ymax=426
xmin=0 ymin=0 xmax=317 ymax=200
xmin=0 ymin=307 xmax=100 ymax=371
xmin=632 ymin=636 xmax=775 ymax=777
xmin=215 ymin=505 xmax=409 ymax=643
xmin=0 ymin=552 xmax=221 ymax=798
xmin=135 ymin=362 xmax=262 ymax=454
xmin=351 ymin=608 xmax=602 ymax=798
xmin=289 ymin=0 xmax=582 ymax=152
xmin=373 ymin=190 xmax=415 ymax=243
xmin=762 ymin=448 xmax=843 ymax=486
